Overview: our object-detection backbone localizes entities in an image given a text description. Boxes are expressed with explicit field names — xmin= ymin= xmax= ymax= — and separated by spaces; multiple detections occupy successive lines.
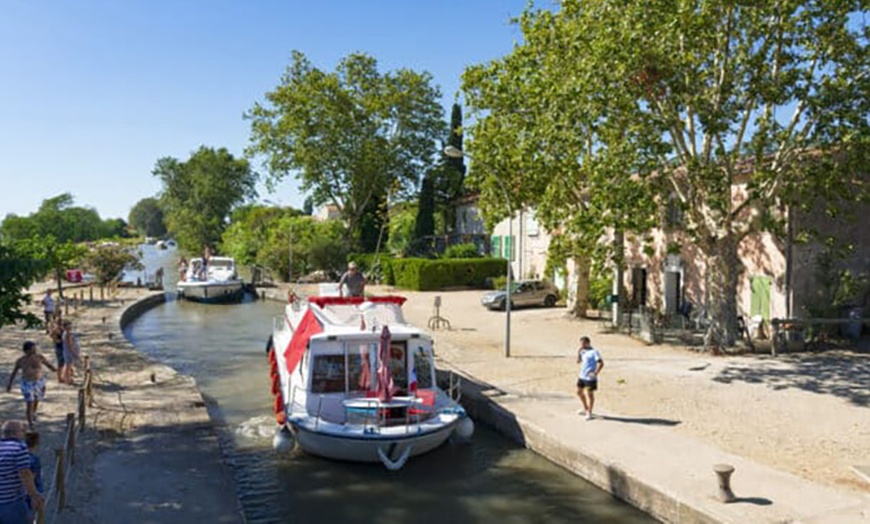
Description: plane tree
xmin=462 ymin=0 xmax=870 ymax=343
xmin=154 ymin=146 xmax=258 ymax=254
xmin=246 ymin=51 xmax=445 ymax=251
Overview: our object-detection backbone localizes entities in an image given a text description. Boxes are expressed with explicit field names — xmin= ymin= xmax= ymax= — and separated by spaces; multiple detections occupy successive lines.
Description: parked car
xmin=481 ymin=280 xmax=560 ymax=310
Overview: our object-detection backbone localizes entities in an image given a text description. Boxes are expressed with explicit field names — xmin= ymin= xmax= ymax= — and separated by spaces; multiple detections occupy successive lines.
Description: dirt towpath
xmin=0 ymin=283 xmax=241 ymax=524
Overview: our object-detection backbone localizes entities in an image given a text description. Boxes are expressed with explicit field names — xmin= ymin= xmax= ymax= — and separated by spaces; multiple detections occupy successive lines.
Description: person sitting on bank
xmin=338 ymin=262 xmax=366 ymax=298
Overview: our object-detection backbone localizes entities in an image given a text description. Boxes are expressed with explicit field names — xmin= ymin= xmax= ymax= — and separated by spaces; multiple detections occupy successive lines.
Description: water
xmin=123 ymin=255 xmax=654 ymax=523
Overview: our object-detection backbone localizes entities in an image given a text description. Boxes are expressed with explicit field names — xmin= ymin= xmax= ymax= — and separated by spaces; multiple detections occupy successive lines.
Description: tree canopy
xmin=128 ymin=197 xmax=167 ymax=238
xmin=0 ymin=242 xmax=46 ymax=329
xmin=463 ymin=0 xmax=870 ymax=342
xmin=246 ymin=51 xmax=445 ymax=251
xmin=154 ymin=146 xmax=258 ymax=254
xmin=1 ymin=193 xmax=128 ymax=243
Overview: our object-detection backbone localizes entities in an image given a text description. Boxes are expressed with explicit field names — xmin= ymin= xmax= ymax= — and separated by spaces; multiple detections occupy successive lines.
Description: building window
xmin=664 ymin=195 xmax=685 ymax=229
xmin=491 ymin=236 xmax=501 ymax=257
xmin=526 ymin=214 xmax=539 ymax=236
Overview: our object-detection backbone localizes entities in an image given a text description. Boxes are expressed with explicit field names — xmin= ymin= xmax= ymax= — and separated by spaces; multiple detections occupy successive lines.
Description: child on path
xmin=6 ymin=341 xmax=57 ymax=428
xmin=24 ymin=431 xmax=43 ymax=512
xmin=576 ymin=336 xmax=604 ymax=421
xmin=61 ymin=320 xmax=81 ymax=384
xmin=48 ymin=316 xmax=65 ymax=383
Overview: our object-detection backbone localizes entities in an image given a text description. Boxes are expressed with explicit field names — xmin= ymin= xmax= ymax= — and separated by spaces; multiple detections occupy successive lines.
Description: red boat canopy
xmin=307 ymin=295 xmax=407 ymax=308
xmin=283 ymin=309 xmax=323 ymax=375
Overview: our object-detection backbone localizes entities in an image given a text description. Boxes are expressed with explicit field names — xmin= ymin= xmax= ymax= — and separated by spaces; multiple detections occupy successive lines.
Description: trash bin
xmin=842 ymin=307 xmax=863 ymax=341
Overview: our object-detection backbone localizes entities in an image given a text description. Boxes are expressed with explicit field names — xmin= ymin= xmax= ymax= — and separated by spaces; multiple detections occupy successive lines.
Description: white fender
xmin=272 ymin=426 xmax=296 ymax=453
xmin=377 ymin=445 xmax=413 ymax=470
xmin=453 ymin=417 xmax=475 ymax=441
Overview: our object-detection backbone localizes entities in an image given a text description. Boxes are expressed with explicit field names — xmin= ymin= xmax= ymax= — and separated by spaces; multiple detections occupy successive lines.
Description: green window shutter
xmin=491 ymin=236 xmax=501 ymax=257
xmin=503 ymin=235 xmax=513 ymax=261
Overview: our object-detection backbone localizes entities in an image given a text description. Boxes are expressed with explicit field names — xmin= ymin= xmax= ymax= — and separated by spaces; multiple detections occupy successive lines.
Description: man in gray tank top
xmin=339 ymin=261 xmax=366 ymax=297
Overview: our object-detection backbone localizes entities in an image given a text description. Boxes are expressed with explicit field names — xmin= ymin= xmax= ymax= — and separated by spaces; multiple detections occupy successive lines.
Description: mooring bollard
xmin=714 ymin=464 xmax=736 ymax=503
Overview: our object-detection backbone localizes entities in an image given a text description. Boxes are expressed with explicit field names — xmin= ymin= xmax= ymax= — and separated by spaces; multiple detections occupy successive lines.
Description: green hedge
xmin=348 ymin=254 xmax=506 ymax=290
xmin=390 ymin=257 xmax=506 ymax=290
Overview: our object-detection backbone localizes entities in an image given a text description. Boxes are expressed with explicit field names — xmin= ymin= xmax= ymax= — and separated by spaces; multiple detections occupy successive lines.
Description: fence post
xmin=77 ymin=389 xmax=86 ymax=435
xmin=66 ymin=413 xmax=76 ymax=465
xmin=54 ymin=448 xmax=65 ymax=512
xmin=89 ymin=286 xmax=93 ymax=303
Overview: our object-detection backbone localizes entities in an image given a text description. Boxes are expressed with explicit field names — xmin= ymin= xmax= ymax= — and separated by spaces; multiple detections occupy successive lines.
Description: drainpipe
xmin=785 ymin=205 xmax=793 ymax=319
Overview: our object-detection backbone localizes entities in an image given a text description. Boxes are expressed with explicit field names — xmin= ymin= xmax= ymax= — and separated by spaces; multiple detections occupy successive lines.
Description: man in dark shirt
xmin=338 ymin=262 xmax=366 ymax=297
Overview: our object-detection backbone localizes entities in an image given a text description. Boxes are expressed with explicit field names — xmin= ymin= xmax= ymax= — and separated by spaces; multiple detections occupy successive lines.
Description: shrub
xmin=443 ymin=243 xmax=481 ymax=259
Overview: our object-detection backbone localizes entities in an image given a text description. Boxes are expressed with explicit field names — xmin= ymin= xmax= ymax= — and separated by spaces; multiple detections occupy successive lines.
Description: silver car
xmin=481 ymin=280 xmax=560 ymax=310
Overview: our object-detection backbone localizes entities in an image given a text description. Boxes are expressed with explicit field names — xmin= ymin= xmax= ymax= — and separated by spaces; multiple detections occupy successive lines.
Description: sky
xmin=0 ymin=0 xmax=532 ymax=221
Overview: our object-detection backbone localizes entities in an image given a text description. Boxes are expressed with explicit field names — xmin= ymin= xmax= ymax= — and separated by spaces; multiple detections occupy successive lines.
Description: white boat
xmin=176 ymin=256 xmax=245 ymax=303
xmin=267 ymin=295 xmax=474 ymax=469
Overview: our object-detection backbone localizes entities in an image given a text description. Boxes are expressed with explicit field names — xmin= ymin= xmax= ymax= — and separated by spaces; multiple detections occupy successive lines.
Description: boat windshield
xmin=308 ymin=339 xmax=432 ymax=395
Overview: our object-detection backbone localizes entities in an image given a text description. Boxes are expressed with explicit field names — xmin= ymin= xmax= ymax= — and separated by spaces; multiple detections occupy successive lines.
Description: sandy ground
xmin=0 ymin=283 xmax=241 ymax=524
xmin=2 ymin=281 xmax=866 ymax=523
xmin=381 ymin=287 xmax=870 ymax=496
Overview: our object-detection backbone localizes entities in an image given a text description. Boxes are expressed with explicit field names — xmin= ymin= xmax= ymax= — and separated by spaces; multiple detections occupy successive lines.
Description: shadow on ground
xmin=598 ymin=415 xmax=681 ymax=427
xmin=712 ymin=351 xmax=870 ymax=406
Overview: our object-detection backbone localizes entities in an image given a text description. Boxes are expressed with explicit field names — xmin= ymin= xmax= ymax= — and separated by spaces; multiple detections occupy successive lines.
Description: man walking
xmin=576 ymin=336 xmax=604 ymax=420
xmin=338 ymin=261 xmax=366 ymax=298
xmin=6 ymin=341 xmax=57 ymax=428
xmin=40 ymin=290 xmax=55 ymax=332
xmin=0 ymin=420 xmax=44 ymax=523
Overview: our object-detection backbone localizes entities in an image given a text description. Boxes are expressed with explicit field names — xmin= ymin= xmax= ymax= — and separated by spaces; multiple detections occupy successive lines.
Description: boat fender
xmin=270 ymin=366 xmax=279 ymax=381
xmin=453 ymin=417 xmax=475 ymax=441
xmin=271 ymin=373 xmax=281 ymax=396
xmin=377 ymin=445 xmax=413 ymax=470
xmin=272 ymin=425 xmax=295 ymax=453
xmin=275 ymin=410 xmax=286 ymax=426
xmin=274 ymin=394 xmax=284 ymax=414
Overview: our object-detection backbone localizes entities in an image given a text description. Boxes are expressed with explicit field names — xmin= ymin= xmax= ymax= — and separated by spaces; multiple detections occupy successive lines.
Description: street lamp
xmin=443 ymin=145 xmax=512 ymax=358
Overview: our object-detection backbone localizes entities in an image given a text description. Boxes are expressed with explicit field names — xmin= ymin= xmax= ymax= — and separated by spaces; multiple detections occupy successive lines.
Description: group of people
xmin=0 ymin=290 xmax=75 ymax=521
xmin=178 ymin=245 xmax=215 ymax=283
xmin=0 ymin=421 xmax=44 ymax=522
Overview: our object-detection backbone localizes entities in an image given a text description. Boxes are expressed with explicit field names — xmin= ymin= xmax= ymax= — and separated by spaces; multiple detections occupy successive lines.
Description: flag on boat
xmin=408 ymin=363 xmax=417 ymax=394
xmin=377 ymin=325 xmax=393 ymax=403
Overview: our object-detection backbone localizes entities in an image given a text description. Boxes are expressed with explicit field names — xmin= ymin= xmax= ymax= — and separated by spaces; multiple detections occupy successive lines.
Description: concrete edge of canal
xmin=444 ymin=368 xmax=710 ymax=523
xmin=95 ymin=290 xmax=247 ymax=524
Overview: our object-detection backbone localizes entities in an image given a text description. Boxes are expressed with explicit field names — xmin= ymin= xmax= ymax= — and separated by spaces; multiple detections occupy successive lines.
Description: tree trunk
xmin=705 ymin=237 xmax=741 ymax=347
xmin=568 ymin=255 xmax=591 ymax=318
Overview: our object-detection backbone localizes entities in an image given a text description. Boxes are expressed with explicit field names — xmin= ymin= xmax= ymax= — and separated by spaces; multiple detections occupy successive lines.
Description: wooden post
xmin=77 ymin=389 xmax=86 ymax=435
xmin=66 ymin=413 xmax=77 ymax=464
xmin=89 ymin=286 xmax=93 ymax=303
xmin=100 ymin=286 xmax=104 ymax=301
xmin=54 ymin=448 xmax=65 ymax=512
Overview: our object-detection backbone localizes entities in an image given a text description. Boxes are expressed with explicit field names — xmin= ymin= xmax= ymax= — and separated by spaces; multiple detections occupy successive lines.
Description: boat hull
xmin=288 ymin=419 xmax=458 ymax=463
xmin=177 ymin=281 xmax=245 ymax=303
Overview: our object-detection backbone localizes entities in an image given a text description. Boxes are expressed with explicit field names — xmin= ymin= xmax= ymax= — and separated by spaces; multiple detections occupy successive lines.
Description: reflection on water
xmin=124 ymin=298 xmax=654 ymax=524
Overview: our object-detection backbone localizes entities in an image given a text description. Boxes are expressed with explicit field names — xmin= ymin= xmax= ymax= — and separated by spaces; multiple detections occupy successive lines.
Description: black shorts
xmin=576 ymin=378 xmax=598 ymax=391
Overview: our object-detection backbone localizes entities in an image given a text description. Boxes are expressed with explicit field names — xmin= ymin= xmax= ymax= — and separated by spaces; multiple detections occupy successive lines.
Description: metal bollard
xmin=714 ymin=464 xmax=736 ymax=503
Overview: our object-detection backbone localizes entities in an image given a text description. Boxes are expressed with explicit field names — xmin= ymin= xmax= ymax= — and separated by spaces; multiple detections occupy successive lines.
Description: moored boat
xmin=176 ymin=256 xmax=244 ymax=303
xmin=267 ymin=294 xmax=474 ymax=469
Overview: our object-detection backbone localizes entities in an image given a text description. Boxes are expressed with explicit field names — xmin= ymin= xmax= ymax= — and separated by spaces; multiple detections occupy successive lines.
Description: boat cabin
xmin=279 ymin=297 xmax=439 ymax=426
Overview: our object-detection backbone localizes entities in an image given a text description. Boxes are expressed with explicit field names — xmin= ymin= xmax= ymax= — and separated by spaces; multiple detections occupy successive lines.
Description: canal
xmin=122 ymin=247 xmax=654 ymax=523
